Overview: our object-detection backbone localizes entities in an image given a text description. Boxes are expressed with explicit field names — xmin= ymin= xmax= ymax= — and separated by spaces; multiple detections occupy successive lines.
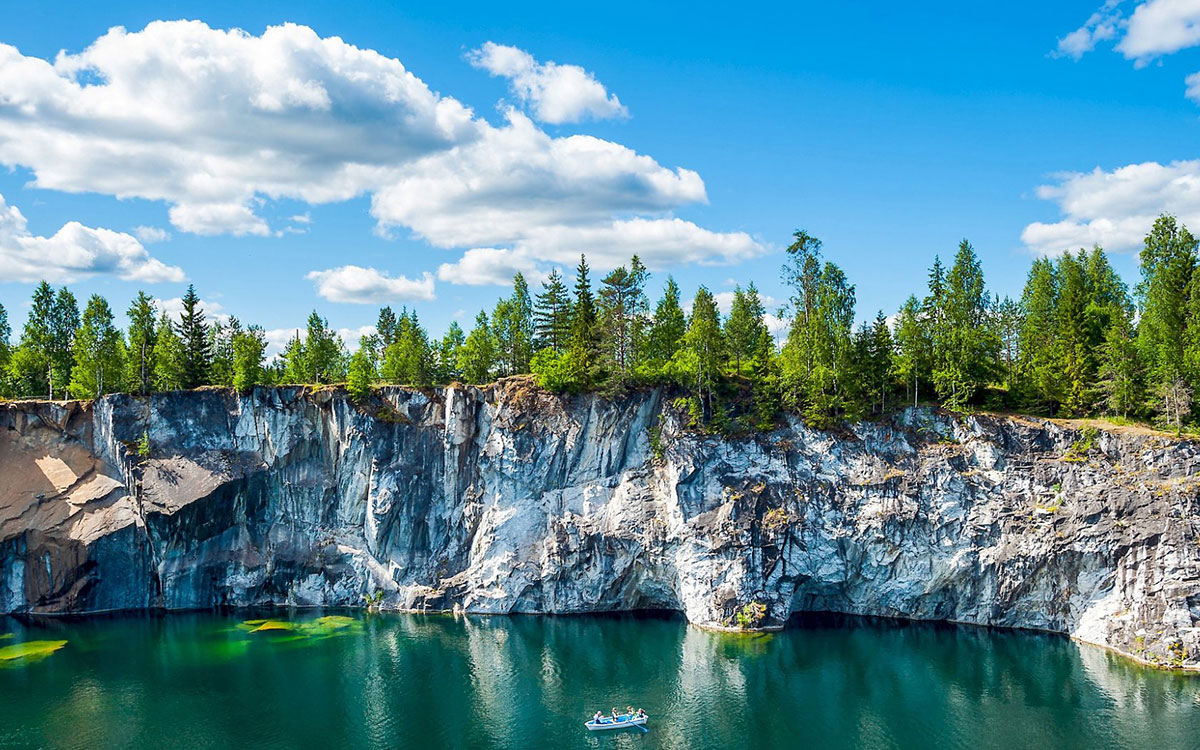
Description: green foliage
xmin=734 ymin=602 xmax=767 ymax=630
xmin=125 ymin=292 xmax=158 ymax=396
xmin=69 ymin=294 xmax=126 ymax=399
xmin=346 ymin=349 xmax=375 ymax=402
xmin=458 ymin=311 xmax=495 ymax=384
xmin=529 ymin=347 xmax=575 ymax=392
xmin=176 ymin=284 xmax=210 ymax=389
xmin=598 ymin=256 xmax=649 ymax=383
xmin=231 ymin=326 xmax=268 ymax=392
xmin=533 ymin=268 xmax=572 ymax=354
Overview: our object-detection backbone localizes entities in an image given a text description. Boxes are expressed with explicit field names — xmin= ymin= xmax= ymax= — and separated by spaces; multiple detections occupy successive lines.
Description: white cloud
xmin=1057 ymin=1 xmax=1200 ymax=98
xmin=306 ymin=265 xmax=436 ymax=303
xmin=1119 ymin=0 xmax=1200 ymax=61
xmin=436 ymin=247 xmax=547 ymax=286
xmin=289 ymin=213 xmax=312 ymax=225
xmin=0 ymin=21 xmax=476 ymax=236
xmin=263 ymin=324 xmax=374 ymax=358
xmin=0 ymin=21 xmax=758 ymax=274
xmin=157 ymin=295 xmax=228 ymax=323
xmin=0 ymin=192 xmax=184 ymax=283
xmin=1021 ymin=159 xmax=1200 ymax=255
xmin=1188 ymin=69 xmax=1200 ymax=100
xmin=133 ymin=225 xmax=171 ymax=243
xmin=263 ymin=327 xmax=300 ymax=358
xmin=467 ymin=42 xmax=627 ymax=124
xmin=711 ymin=290 xmax=779 ymax=315
xmin=1055 ymin=1 xmax=1123 ymax=59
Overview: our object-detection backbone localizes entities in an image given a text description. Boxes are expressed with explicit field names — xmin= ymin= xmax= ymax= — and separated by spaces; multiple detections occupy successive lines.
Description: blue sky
xmin=0 ymin=1 xmax=1198 ymax=351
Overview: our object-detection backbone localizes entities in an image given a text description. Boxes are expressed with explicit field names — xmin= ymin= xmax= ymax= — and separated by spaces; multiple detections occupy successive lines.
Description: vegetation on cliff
xmin=0 ymin=214 xmax=1197 ymax=430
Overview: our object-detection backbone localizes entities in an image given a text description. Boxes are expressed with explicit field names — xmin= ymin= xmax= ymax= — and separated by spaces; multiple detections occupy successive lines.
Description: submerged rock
xmin=2 ymin=379 xmax=1199 ymax=669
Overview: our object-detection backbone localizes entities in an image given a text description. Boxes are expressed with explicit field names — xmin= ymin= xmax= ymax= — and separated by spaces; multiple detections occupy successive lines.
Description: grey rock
xmin=2 ymin=380 xmax=1199 ymax=669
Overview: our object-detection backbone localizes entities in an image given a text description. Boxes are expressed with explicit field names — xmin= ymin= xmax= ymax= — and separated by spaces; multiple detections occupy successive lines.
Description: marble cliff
xmin=2 ymin=379 xmax=1199 ymax=668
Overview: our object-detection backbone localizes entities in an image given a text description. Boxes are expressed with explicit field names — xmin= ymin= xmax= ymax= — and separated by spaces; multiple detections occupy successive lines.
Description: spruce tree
xmin=933 ymin=239 xmax=997 ymax=408
xmin=126 ymin=292 xmax=158 ymax=396
xmin=598 ymin=256 xmax=649 ymax=382
xmin=280 ymin=332 xmax=307 ymax=384
xmin=642 ymin=277 xmax=687 ymax=373
xmin=1136 ymin=215 xmax=1197 ymax=414
xmin=679 ymin=286 xmax=725 ymax=419
xmin=566 ymin=255 xmax=600 ymax=387
xmin=1098 ymin=305 xmax=1142 ymax=419
xmin=533 ymin=269 xmax=572 ymax=354
xmin=176 ymin=285 xmax=210 ymax=389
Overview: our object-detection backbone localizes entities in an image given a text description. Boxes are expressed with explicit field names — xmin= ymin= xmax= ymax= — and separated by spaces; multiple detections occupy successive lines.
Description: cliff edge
xmin=2 ymin=379 xmax=1199 ymax=669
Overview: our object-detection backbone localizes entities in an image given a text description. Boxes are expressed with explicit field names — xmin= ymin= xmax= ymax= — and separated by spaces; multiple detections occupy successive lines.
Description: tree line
xmin=0 ymin=214 xmax=1196 ymax=430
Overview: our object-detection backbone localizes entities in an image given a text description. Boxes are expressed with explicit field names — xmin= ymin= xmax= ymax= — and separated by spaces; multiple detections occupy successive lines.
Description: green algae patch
xmin=0 ymin=640 xmax=67 ymax=666
xmin=0 ymin=633 xmax=13 ymax=640
xmin=250 ymin=620 xmax=298 ymax=633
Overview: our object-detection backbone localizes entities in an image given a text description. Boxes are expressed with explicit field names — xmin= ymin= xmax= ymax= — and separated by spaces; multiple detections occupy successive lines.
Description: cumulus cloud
xmin=306 ymin=265 xmax=436 ymax=304
xmin=1055 ymin=0 xmax=1123 ymax=59
xmin=1119 ymin=0 xmax=1200 ymax=61
xmin=1021 ymin=159 xmax=1200 ymax=255
xmin=133 ymin=225 xmax=171 ymax=243
xmin=712 ymin=290 xmax=779 ymax=315
xmin=157 ymin=295 xmax=227 ymax=323
xmin=467 ymin=41 xmax=627 ymax=124
xmin=436 ymin=247 xmax=547 ymax=286
xmin=1057 ymin=1 xmax=1200 ymax=98
xmin=0 ymin=21 xmax=760 ymax=276
xmin=0 ymin=192 xmax=184 ymax=283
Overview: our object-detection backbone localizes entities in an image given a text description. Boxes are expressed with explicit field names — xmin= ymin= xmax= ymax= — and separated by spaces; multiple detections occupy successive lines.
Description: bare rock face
xmin=2 ymin=380 xmax=1200 ymax=669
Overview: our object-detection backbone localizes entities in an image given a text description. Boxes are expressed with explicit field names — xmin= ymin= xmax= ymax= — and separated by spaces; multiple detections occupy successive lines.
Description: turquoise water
xmin=0 ymin=611 xmax=1197 ymax=749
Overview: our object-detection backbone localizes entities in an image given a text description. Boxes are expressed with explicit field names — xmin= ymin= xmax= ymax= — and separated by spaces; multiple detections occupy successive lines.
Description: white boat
xmin=585 ymin=713 xmax=648 ymax=731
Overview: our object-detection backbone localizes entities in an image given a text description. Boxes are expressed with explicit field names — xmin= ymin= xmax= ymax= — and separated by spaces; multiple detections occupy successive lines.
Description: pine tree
xmin=458 ymin=311 xmax=495 ymax=384
xmin=69 ymin=295 xmax=126 ymax=399
xmin=1098 ymin=305 xmax=1141 ymax=419
xmin=125 ymin=292 xmax=158 ymax=396
xmin=491 ymin=274 xmax=534 ymax=377
xmin=597 ymin=257 xmax=649 ymax=383
xmin=674 ymin=286 xmax=725 ymax=419
xmin=382 ymin=311 xmax=433 ymax=385
xmin=931 ymin=240 xmax=997 ymax=407
xmin=176 ymin=285 xmax=210 ymax=389
xmin=152 ymin=312 xmax=186 ymax=391
xmin=724 ymin=283 xmax=766 ymax=374
xmin=11 ymin=282 xmax=55 ymax=397
xmin=1137 ymin=215 xmax=1197 ymax=416
xmin=1055 ymin=252 xmax=1093 ymax=415
xmin=641 ymin=277 xmax=687 ymax=374
xmin=566 ymin=255 xmax=600 ymax=387
xmin=231 ymin=325 xmax=267 ymax=392
xmin=533 ymin=269 xmax=572 ymax=354
xmin=750 ymin=327 xmax=780 ymax=428
xmin=779 ymin=231 xmax=856 ymax=426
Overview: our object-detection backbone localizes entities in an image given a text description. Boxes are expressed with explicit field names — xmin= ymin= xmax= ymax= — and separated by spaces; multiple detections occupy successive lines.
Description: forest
xmin=0 ymin=214 xmax=1196 ymax=432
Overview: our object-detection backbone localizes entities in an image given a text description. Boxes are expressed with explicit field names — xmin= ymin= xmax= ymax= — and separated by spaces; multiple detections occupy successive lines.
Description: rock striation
xmin=2 ymin=380 xmax=1199 ymax=668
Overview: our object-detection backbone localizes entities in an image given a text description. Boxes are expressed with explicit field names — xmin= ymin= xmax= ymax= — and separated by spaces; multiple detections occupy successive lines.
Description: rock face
xmin=2 ymin=380 xmax=1200 ymax=668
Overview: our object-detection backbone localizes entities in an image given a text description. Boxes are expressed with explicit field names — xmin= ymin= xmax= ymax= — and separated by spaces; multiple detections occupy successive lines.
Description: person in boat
xmin=636 ymin=708 xmax=647 ymax=719
xmin=611 ymin=708 xmax=619 ymax=722
xmin=593 ymin=710 xmax=604 ymax=724
xmin=626 ymin=705 xmax=634 ymax=718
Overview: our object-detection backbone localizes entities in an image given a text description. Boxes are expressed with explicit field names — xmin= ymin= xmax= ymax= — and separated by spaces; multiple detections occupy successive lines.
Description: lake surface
xmin=0 ymin=610 xmax=1197 ymax=749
